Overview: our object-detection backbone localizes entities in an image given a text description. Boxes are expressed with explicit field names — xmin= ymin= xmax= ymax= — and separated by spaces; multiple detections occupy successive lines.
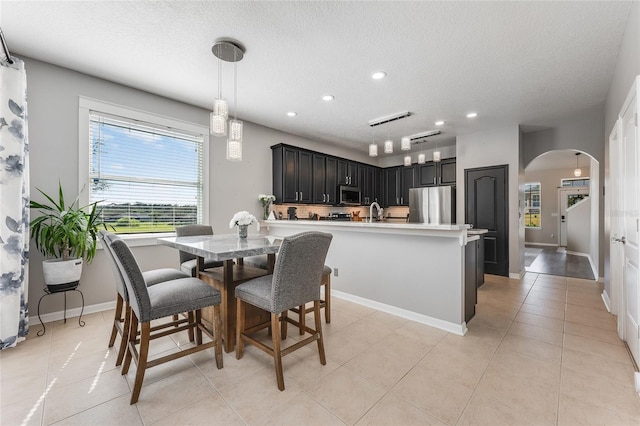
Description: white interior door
xmin=558 ymin=188 xmax=589 ymax=247
xmin=620 ymin=76 xmax=639 ymax=367
xmin=609 ymin=118 xmax=624 ymax=327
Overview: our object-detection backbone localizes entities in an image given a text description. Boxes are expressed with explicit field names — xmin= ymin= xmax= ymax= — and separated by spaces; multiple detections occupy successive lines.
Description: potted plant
xmin=29 ymin=182 xmax=104 ymax=291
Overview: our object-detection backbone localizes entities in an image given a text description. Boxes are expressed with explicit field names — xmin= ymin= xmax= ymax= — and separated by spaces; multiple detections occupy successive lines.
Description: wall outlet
xmin=334 ymin=268 xmax=339 ymax=277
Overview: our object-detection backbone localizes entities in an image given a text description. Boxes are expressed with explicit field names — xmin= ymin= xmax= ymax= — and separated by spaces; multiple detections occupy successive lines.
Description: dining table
xmin=158 ymin=234 xmax=282 ymax=352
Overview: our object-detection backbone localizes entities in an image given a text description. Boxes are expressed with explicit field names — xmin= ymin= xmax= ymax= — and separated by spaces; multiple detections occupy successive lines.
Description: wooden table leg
xmin=222 ymin=259 xmax=235 ymax=353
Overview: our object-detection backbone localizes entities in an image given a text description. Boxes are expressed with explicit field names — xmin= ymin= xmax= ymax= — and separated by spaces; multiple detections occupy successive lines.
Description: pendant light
xmin=433 ymin=138 xmax=441 ymax=162
xmin=404 ymin=155 xmax=412 ymax=166
xmin=418 ymin=153 xmax=426 ymax=164
xmin=369 ymin=136 xmax=378 ymax=157
xmin=384 ymin=138 xmax=393 ymax=154
xmin=211 ymin=39 xmax=245 ymax=161
xmin=401 ymin=136 xmax=411 ymax=151
xmin=574 ymin=152 xmax=582 ymax=177
xmin=210 ymin=52 xmax=228 ymax=136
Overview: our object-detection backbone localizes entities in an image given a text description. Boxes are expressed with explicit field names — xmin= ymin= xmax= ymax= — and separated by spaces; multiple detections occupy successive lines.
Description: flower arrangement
xmin=229 ymin=210 xmax=259 ymax=229
xmin=258 ymin=194 xmax=276 ymax=219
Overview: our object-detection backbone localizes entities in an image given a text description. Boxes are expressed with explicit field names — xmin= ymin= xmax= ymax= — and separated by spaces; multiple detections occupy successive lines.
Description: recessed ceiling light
xmin=322 ymin=95 xmax=334 ymax=101
xmin=371 ymin=71 xmax=386 ymax=80
xmin=435 ymin=120 xmax=445 ymax=126
xmin=466 ymin=112 xmax=478 ymax=118
xmin=286 ymin=111 xmax=297 ymax=117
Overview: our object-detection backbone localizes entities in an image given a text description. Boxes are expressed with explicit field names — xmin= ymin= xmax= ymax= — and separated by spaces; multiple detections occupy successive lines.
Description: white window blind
xmin=89 ymin=111 xmax=204 ymax=234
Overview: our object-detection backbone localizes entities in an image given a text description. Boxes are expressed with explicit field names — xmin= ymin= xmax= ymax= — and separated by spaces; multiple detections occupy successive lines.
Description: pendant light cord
xmin=233 ymin=50 xmax=238 ymax=120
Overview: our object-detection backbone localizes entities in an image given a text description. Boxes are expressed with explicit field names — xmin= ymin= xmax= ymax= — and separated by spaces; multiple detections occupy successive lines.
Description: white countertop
xmin=262 ymin=219 xmax=470 ymax=231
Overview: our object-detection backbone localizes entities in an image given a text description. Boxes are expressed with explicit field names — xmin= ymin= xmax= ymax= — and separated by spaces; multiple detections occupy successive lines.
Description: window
xmin=561 ymin=178 xmax=590 ymax=187
xmin=79 ymin=98 xmax=209 ymax=237
xmin=524 ymin=182 xmax=541 ymax=229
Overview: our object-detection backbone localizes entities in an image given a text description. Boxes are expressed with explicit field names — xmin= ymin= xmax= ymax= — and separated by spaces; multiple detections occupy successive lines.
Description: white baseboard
xmin=525 ymin=242 xmax=559 ymax=247
xmin=509 ymin=270 xmax=525 ymax=280
xmin=33 ymin=300 xmax=116 ymax=326
xmin=601 ymin=290 xmax=612 ymax=313
xmin=332 ymin=290 xmax=467 ymax=336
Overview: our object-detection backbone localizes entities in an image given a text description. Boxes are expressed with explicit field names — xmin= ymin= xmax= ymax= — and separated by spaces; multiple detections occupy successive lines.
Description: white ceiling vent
xmin=368 ymin=111 xmax=412 ymax=127
xmin=409 ymin=130 xmax=441 ymax=143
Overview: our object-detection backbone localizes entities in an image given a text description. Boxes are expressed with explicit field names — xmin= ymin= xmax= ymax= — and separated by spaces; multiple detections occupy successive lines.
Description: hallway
xmin=525 ymin=245 xmax=596 ymax=280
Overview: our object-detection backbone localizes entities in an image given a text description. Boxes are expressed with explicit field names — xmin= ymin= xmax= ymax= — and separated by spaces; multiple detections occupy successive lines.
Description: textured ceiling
xmin=0 ymin=1 xmax=632 ymax=156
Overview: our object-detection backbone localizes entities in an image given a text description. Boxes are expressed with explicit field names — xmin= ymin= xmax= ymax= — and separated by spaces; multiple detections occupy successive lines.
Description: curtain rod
xmin=0 ymin=27 xmax=15 ymax=64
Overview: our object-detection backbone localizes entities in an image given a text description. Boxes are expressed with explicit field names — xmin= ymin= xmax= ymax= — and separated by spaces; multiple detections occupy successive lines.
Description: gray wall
xmin=604 ymin=1 xmax=640 ymax=295
xmin=522 ymin=104 xmax=604 ymax=276
xmin=23 ymin=57 xmax=369 ymax=316
xmin=524 ymin=167 xmax=590 ymax=245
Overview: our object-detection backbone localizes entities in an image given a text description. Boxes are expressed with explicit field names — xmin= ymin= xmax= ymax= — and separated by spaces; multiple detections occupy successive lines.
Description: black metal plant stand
xmin=37 ymin=283 xmax=85 ymax=336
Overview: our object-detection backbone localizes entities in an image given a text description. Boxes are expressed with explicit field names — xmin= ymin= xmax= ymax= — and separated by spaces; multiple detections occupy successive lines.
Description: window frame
xmin=79 ymin=97 xmax=209 ymax=247
xmin=524 ymin=182 xmax=541 ymax=229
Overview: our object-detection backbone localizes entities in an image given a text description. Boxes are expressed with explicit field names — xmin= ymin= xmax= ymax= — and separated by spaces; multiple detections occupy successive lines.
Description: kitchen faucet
xmin=369 ymin=201 xmax=382 ymax=223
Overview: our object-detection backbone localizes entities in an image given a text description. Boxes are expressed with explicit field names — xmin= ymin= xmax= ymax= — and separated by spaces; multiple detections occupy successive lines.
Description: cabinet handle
xmin=433 ymin=177 xmax=436 ymax=185
xmin=295 ymin=192 xmax=298 ymax=201
xmin=299 ymin=191 xmax=302 ymax=200
xmin=322 ymin=194 xmax=326 ymax=202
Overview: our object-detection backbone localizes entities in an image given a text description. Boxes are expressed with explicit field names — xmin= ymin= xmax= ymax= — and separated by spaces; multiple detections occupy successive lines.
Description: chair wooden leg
xmin=116 ymin=302 xmax=131 ymax=366
xmin=109 ymin=293 xmax=123 ymax=348
xmin=195 ymin=309 xmax=203 ymax=345
xmin=271 ymin=313 xmax=285 ymax=391
xmin=298 ymin=305 xmax=305 ymax=335
xmin=187 ymin=311 xmax=195 ymax=342
xmin=314 ymin=301 xmax=326 ymax=365
xmin=235 ymin=298 xmax=245 ymax=360
xmin=212 ymin=304 xmax=223 ymax=369
xmin=281 ymin=310 xmax=288 ymax=339
xmin=122 ymin=314 xmax=138 ymax=375
xmin=323 ymin=275 xmax=331 ymax=324
xmin=130 ymin=321 xmax=151 ymax=404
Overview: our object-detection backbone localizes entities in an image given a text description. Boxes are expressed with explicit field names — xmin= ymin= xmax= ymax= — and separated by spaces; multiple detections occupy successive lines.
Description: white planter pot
xmin=42 ymin=258 xmax=83 ymax=288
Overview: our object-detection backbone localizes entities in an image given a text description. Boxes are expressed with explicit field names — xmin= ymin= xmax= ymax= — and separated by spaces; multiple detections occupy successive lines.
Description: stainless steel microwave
xmin=338 ymin=186 xmax=361 ymax=205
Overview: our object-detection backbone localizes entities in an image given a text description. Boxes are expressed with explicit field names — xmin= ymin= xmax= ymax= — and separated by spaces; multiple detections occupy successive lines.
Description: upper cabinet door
xmin=401 ymin=165 xmax=416 ymax=205
xmin=282 ymin=146 xmax=299 ymax=202
xmin=297 ymin=150 xmax=313 ymax=203
xmin=439 ymin=158 xmax=456 ymax=185
xmin=325 ymin=157 xmax=337 ymax=204
xmin=312 ymin=154 xmax=327 ymax=204
xmin=418 ymin=162 xmax=437 ymax=187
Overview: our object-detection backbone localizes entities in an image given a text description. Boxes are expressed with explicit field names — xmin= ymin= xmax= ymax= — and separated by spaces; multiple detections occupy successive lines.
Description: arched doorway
xmin=523 ymin=149 xmax=599 ymax=280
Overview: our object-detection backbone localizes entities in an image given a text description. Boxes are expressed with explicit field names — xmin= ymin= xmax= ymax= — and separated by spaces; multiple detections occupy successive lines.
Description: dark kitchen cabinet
xmin=476 ymin=235 xmax=485 ymax=287
xmin=338 ymin=160 xmax=358 ymax=186
xmin=417 ymin=158 xmax=457 ymax=187
xmin=401 ymin=165 xmax=416 ymax=206
xmin=465 ymin=239 xmax=478 ymax=323
xmin=384 ymin=167 xmax=401 ymax=206
xmin=312 ymin=154 xmax=337 ymax=204
xmin=272 ymin=145 xmax=313 ymax=204
xmin=360 ymin=165 xmax=379 ymax=205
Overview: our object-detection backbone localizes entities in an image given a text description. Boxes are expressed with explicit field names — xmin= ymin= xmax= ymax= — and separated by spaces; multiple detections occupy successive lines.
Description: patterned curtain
xmin=0 ymin=57 xmax=29 ymax=350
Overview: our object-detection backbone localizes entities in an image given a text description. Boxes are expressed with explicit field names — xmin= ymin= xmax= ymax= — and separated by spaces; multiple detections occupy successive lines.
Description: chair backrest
xmin=99 ymin=230 xmax=129 ymax=300
xmin=271 ymin=231 xmax=332 ymax=313
xmin=175 ymin=225 xmax=214 ymax=264
xmin=108 ymin=238 xmax=152 ymax=322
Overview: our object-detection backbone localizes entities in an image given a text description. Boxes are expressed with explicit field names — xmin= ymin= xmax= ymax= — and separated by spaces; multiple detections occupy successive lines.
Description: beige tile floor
xmin=2 ymin=273 xmax=639 ymax=425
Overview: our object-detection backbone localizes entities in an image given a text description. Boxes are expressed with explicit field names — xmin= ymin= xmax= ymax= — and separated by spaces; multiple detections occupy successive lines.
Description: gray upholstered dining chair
xmin=105 ymin=234 xmax=223 ymax=404
xmin=235 ymin=231 xmax=332 ymax=391
xmin=175 ymin=225 xmax=224 ymax=276
xmin=99 ymin=231 xmax=190 ymax=366
xmin=244 ymin=254 xmax=332 ymax=329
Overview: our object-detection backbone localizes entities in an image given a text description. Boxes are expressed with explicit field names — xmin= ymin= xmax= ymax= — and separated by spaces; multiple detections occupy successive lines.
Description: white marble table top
xmin=158 ymin=234 xmax=282 ymax=261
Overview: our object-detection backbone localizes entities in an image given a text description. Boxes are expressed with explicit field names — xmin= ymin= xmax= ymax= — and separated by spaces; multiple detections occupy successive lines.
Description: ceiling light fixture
xmin=404 ymin=155 xmax=412 ymax=166
xmin=287 ymin=111 xmax=297 ymax=117
xmin=322 ymin=95 xmax=334 ymax=101
xmin=401 ymin=137 xmax=411 ymax=151
xmin=384 ymin=139 xmax=393 ymax=154
xmin=371 ymin=71 xmax=386 ymax=80
xmin=368 ymin=111 xmax=412 ymax=127
xmin=435 ymin=120 xmax=445 ymax=126
xmin=418 ymin=153 xmax=426 ymax=164
xmin=212 ymin=39 xmax=245 ymax=161
xmin=574 ymin=152 xmax=582 ymax=177
xmin=408 ymin=130 xmax=441 ymax=142
xmin=466 ymin=112 xmax=478 ymax=118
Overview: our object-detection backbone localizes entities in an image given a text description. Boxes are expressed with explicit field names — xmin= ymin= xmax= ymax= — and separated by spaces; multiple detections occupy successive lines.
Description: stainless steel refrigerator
xmin=408 ymin=186 xmax=456 ymax=224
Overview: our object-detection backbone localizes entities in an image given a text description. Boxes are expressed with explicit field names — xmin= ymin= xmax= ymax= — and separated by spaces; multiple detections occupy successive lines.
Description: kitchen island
xmin=262 ymin=220 xmax=474 ymax=335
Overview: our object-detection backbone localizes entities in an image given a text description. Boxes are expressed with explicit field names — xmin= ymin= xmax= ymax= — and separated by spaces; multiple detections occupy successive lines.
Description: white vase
xmin=238 ymin=225 xmax=248 ymax=239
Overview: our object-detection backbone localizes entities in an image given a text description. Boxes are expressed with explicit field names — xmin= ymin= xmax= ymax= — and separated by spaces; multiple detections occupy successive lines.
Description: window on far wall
xmin=80 ymin=98 xmax=208 ymax=235
xmin=524 ymin=182 xmax=541 ymax=229
xmin=561 ymin=177 xmax=590 ymax=187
